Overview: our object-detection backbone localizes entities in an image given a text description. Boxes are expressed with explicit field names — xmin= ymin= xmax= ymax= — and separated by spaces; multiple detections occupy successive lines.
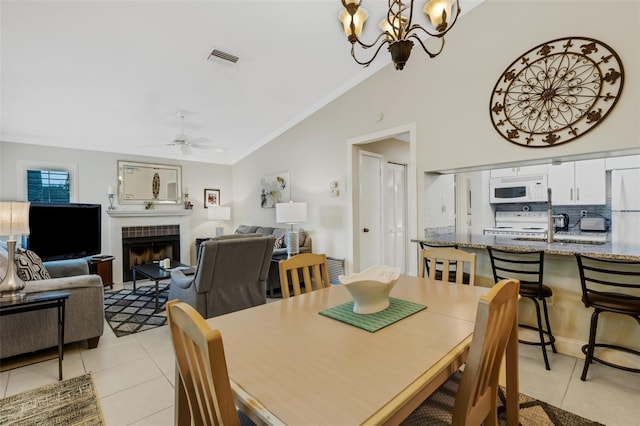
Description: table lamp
xmin=275 ymin=201 xmax=307 ymax=257
xmin=208 ymin=206 xmax=231 ymax=236
xmin=0 ymin=201 xmax=31 ymax=301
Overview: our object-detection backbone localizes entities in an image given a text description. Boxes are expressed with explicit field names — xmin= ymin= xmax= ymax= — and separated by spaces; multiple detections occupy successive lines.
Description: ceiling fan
xmin=167 ymin=112 xmax=224 ymax=155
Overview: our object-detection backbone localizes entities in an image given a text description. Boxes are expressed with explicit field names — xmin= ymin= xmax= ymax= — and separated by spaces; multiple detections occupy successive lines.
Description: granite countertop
xmin=412 ymin=233 xmax=640 ymax=261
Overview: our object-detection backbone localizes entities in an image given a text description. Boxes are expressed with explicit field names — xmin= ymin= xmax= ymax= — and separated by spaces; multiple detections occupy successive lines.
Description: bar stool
xmin=575 ymin=254 xmax=640 ymax=381
xmin=487 ymin=246 xmax=557 ymax=370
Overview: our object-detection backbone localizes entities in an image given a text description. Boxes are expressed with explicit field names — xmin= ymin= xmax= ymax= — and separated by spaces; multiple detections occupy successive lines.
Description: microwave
xmin=489 ymin=175 xmax=548 ymax=204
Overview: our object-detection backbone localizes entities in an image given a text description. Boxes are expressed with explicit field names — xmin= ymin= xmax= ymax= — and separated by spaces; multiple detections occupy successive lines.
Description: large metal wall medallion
xmin=489 ymin=37 xmax=624 ymax=148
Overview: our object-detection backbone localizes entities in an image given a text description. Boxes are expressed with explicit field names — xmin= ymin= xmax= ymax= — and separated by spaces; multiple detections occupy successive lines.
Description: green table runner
xmin=318 ymin=297 xmax=427 ymax=333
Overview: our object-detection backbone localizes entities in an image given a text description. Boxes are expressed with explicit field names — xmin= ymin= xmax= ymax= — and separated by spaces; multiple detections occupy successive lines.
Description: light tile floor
xmin=1 ymin=305 xmax=639 ymax=425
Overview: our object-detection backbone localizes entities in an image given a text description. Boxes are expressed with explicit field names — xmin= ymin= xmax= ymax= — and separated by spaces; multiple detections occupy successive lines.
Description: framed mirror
xmin=118 ymin=160 xmax=182 ymax=204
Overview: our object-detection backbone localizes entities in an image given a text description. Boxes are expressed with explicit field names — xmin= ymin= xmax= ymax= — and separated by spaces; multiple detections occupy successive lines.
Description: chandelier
xmin=339 ymin=0 xmax=461 ymax=70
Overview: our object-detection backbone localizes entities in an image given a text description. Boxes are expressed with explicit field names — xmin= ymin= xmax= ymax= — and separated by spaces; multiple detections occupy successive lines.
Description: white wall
xmin=0 ymin=141 xmax=232 ymax=266
xmin=232 ymin=0 xmax=640 ymax=269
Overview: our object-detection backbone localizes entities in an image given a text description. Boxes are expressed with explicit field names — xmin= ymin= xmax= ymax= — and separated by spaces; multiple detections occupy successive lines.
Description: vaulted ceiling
xmin=1 ymin=0 xmax=480 ymax=165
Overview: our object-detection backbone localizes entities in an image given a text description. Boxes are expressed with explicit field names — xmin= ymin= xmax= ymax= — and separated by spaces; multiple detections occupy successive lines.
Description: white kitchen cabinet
xmin=490 ymin=165 xmax=547 ymax=178
xmin=605 ymin=155 xmax=640 ymax=170
xmin=548 ymin=159 xmax=605 ymax=205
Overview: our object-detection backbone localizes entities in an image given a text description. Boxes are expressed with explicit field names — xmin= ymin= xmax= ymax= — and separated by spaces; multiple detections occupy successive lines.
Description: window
xmin=17 ymin=160 xmax=78 ymax=203
xmin=26 ymin=169 xmax=71 ymax=203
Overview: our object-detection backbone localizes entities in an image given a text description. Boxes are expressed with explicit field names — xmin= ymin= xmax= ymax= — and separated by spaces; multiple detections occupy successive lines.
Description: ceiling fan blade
xmin=180 ymin=144 xmax=192 ymax=155
xmin=189 ymin=137 xmax=209 ymax=144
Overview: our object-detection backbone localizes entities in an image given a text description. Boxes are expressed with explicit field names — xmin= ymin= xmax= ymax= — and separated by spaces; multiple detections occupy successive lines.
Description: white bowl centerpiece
xmin=338 ymin=265 xmax=401 ymax=314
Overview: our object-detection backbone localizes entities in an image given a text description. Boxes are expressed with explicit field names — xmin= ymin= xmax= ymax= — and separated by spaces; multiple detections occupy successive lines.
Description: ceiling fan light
xmin=424 ymin=0 xmax=455 ymax=33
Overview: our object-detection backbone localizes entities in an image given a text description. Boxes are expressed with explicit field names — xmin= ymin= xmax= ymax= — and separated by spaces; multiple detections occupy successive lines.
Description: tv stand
xmin=88 ymin=256 xmax=114 ymax=289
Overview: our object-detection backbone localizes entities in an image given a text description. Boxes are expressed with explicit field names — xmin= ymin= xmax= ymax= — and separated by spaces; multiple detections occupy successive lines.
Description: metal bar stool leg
xmin=581 ymin=310 xmax=600 ymax=381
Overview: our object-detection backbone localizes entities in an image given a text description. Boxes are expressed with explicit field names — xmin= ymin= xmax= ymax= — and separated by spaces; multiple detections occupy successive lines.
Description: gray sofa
xmin=169 ymin=234 xmax=275 ymax=319
xmin=235 ymin=225 xmax=311 ymax=255
xmin=0 ymin=248 xmax=104 ymax=360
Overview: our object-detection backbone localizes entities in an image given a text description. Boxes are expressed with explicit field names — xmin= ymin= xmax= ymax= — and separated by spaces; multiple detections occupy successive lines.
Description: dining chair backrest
xmin=166 ymin=299 xmax=240 ymax=426
xmin=419 ymin=247 xmax=476 ymax=285
xmin=418 ymin=242 xmax=459 ymax=279
xmin=278 ymin=253 xmax=331 ymax=298
xmin=453 ymin=278 xmax=520 ymax=424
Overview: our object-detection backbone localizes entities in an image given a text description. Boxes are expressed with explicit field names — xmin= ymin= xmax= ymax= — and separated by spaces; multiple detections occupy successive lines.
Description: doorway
xmin=385 ymin=162 xmax=407 ymax=273
xmin=346 ymin=123 xmax=417 ymax=275
xmin=358 ymin=151 xmax=383 ymax=270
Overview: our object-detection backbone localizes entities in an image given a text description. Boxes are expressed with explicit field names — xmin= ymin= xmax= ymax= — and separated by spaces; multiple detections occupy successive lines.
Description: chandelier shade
xmin=339 ymin=0 xmax=460 ymax=70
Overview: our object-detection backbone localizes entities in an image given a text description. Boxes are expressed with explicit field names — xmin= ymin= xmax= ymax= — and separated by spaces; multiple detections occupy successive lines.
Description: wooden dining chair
xmin=278 ymin=253 xmax=331 ymax=298
xmin=404 ymin=279 xmax=520 ymax=426
xmin=166 ymin=299 xmax=249 ymax=426
xmin=419 ymin=247 xmax=476 ymax=285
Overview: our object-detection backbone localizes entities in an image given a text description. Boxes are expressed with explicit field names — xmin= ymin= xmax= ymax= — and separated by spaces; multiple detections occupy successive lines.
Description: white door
xmin=384 ymin=162 xmax=407 ymax=273
xmin=359 ymin=151 xmax=383 ymax=271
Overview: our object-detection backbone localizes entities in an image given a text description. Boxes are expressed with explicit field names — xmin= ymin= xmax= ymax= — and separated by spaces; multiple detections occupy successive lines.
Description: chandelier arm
xmin=406 ymin=22 xmax=453 ymax=39
xmin=352 ymin=31 xmax=393 ymax=50
xmin=409 ymin=33 xmax=445 ymax=58
xmin=351 ymin=39 xmax=392 ymax=67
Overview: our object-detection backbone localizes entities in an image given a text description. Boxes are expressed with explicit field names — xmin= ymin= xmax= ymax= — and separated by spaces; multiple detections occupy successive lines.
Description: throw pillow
xmin=274 ymin=234 xmax=285 ymax=249
xmin=15 ymin=248 xmax=51 ymax=281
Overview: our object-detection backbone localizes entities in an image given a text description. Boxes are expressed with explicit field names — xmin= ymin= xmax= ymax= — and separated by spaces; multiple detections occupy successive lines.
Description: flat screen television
xmin=27 ymin=203 xmax=102 ymax=261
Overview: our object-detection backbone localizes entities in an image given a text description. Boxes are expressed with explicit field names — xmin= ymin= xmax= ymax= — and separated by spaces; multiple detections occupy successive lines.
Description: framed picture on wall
xmin=260 ymin=172 xmax=290 ymax=208
xmin=204 ymin=189 xmax=220 ymax=208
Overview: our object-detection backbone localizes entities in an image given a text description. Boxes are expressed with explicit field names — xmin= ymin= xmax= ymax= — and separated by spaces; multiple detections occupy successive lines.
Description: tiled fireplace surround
xmin=106 ymin=211 xmax=191 ymax=284
xmin=121 ymin=225 xmax=181 ymax=282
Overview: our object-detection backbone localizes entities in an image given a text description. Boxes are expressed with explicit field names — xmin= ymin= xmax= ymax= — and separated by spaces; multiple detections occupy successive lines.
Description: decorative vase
xmin=338 ymin=265 xmax=400 ymax=314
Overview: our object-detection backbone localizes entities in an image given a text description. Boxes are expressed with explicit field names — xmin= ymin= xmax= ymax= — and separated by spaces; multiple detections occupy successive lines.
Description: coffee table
xmin=132 ymin=260 xmax=193 ymax=312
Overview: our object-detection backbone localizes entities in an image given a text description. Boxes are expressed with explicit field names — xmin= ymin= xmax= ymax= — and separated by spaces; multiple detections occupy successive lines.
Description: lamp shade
xmin=275 ymin=202 xmax=307 ymax=224
xmin=207 ymin=206 xmax=231 ymax=221
xmin=0 ymin=201 xmax=30 ymax=239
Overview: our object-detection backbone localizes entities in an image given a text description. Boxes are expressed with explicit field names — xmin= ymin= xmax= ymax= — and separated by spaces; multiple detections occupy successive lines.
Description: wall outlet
xmin=581 ymin=210 xmax=588 ymax=217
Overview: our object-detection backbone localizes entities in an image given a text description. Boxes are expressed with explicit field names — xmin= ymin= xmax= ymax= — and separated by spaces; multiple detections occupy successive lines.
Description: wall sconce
xmin=107 ymin=186 xmax=116 ymax=210
xmin=276 ymin=201 xmax=308 ymax=257
xmin=0 ymin=201 xmax=31 ymax=301
xmin=208 ymin=206 xmax=231 ymax=236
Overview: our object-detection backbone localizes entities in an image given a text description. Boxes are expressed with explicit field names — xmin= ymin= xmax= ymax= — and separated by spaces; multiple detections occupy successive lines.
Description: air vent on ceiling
xmin=208 ymin=49 xmax=239 ymax=63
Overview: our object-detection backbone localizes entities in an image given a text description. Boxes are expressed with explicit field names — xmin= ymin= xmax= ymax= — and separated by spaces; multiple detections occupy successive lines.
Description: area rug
xmin=0 ymin=373 xmax=105 ymax=425
xmin=408 ymin=371 xmax=603 ymax=426
xmin=103 ymin=284 xmax=169 ymax=337
xmin=497 ymin=386 xmax=604 ymax=426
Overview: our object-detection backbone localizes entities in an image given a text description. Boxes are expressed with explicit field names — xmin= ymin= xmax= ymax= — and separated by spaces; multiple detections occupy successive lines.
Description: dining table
xmin=175 ymin=275 xmax=519 ymax=425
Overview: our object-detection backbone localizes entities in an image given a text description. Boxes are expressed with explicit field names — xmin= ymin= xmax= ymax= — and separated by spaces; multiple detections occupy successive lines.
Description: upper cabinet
xmin=548 ymin=159 xmax=605 ymax=205
xmin=605 ymin=155 xmax=640 ymax=170
xmin=490 ymin=165 xmax=548 ymax=178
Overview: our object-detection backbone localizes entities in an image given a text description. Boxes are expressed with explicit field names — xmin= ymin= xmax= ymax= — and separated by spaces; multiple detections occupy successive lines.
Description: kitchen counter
xmin=412 ymin=232 xmax=640 ymax=261
xmin=411 ymin=232 xmax=640 ymax=367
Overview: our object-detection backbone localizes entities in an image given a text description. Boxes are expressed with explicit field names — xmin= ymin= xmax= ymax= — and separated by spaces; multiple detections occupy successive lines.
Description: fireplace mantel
xmin=107 ymin=209 xmax=191 ymax=218
xmin=106 ymin=210 xmax=192 ymax=284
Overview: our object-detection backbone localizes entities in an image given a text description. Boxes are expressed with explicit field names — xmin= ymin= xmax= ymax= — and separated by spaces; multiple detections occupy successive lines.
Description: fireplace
xmin=121 ymin=225 xmax=180 ymax=282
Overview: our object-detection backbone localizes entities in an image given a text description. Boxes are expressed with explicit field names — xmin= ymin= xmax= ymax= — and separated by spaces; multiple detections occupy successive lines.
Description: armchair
xmin=168 ymin=234 xmax=275 ymax=319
